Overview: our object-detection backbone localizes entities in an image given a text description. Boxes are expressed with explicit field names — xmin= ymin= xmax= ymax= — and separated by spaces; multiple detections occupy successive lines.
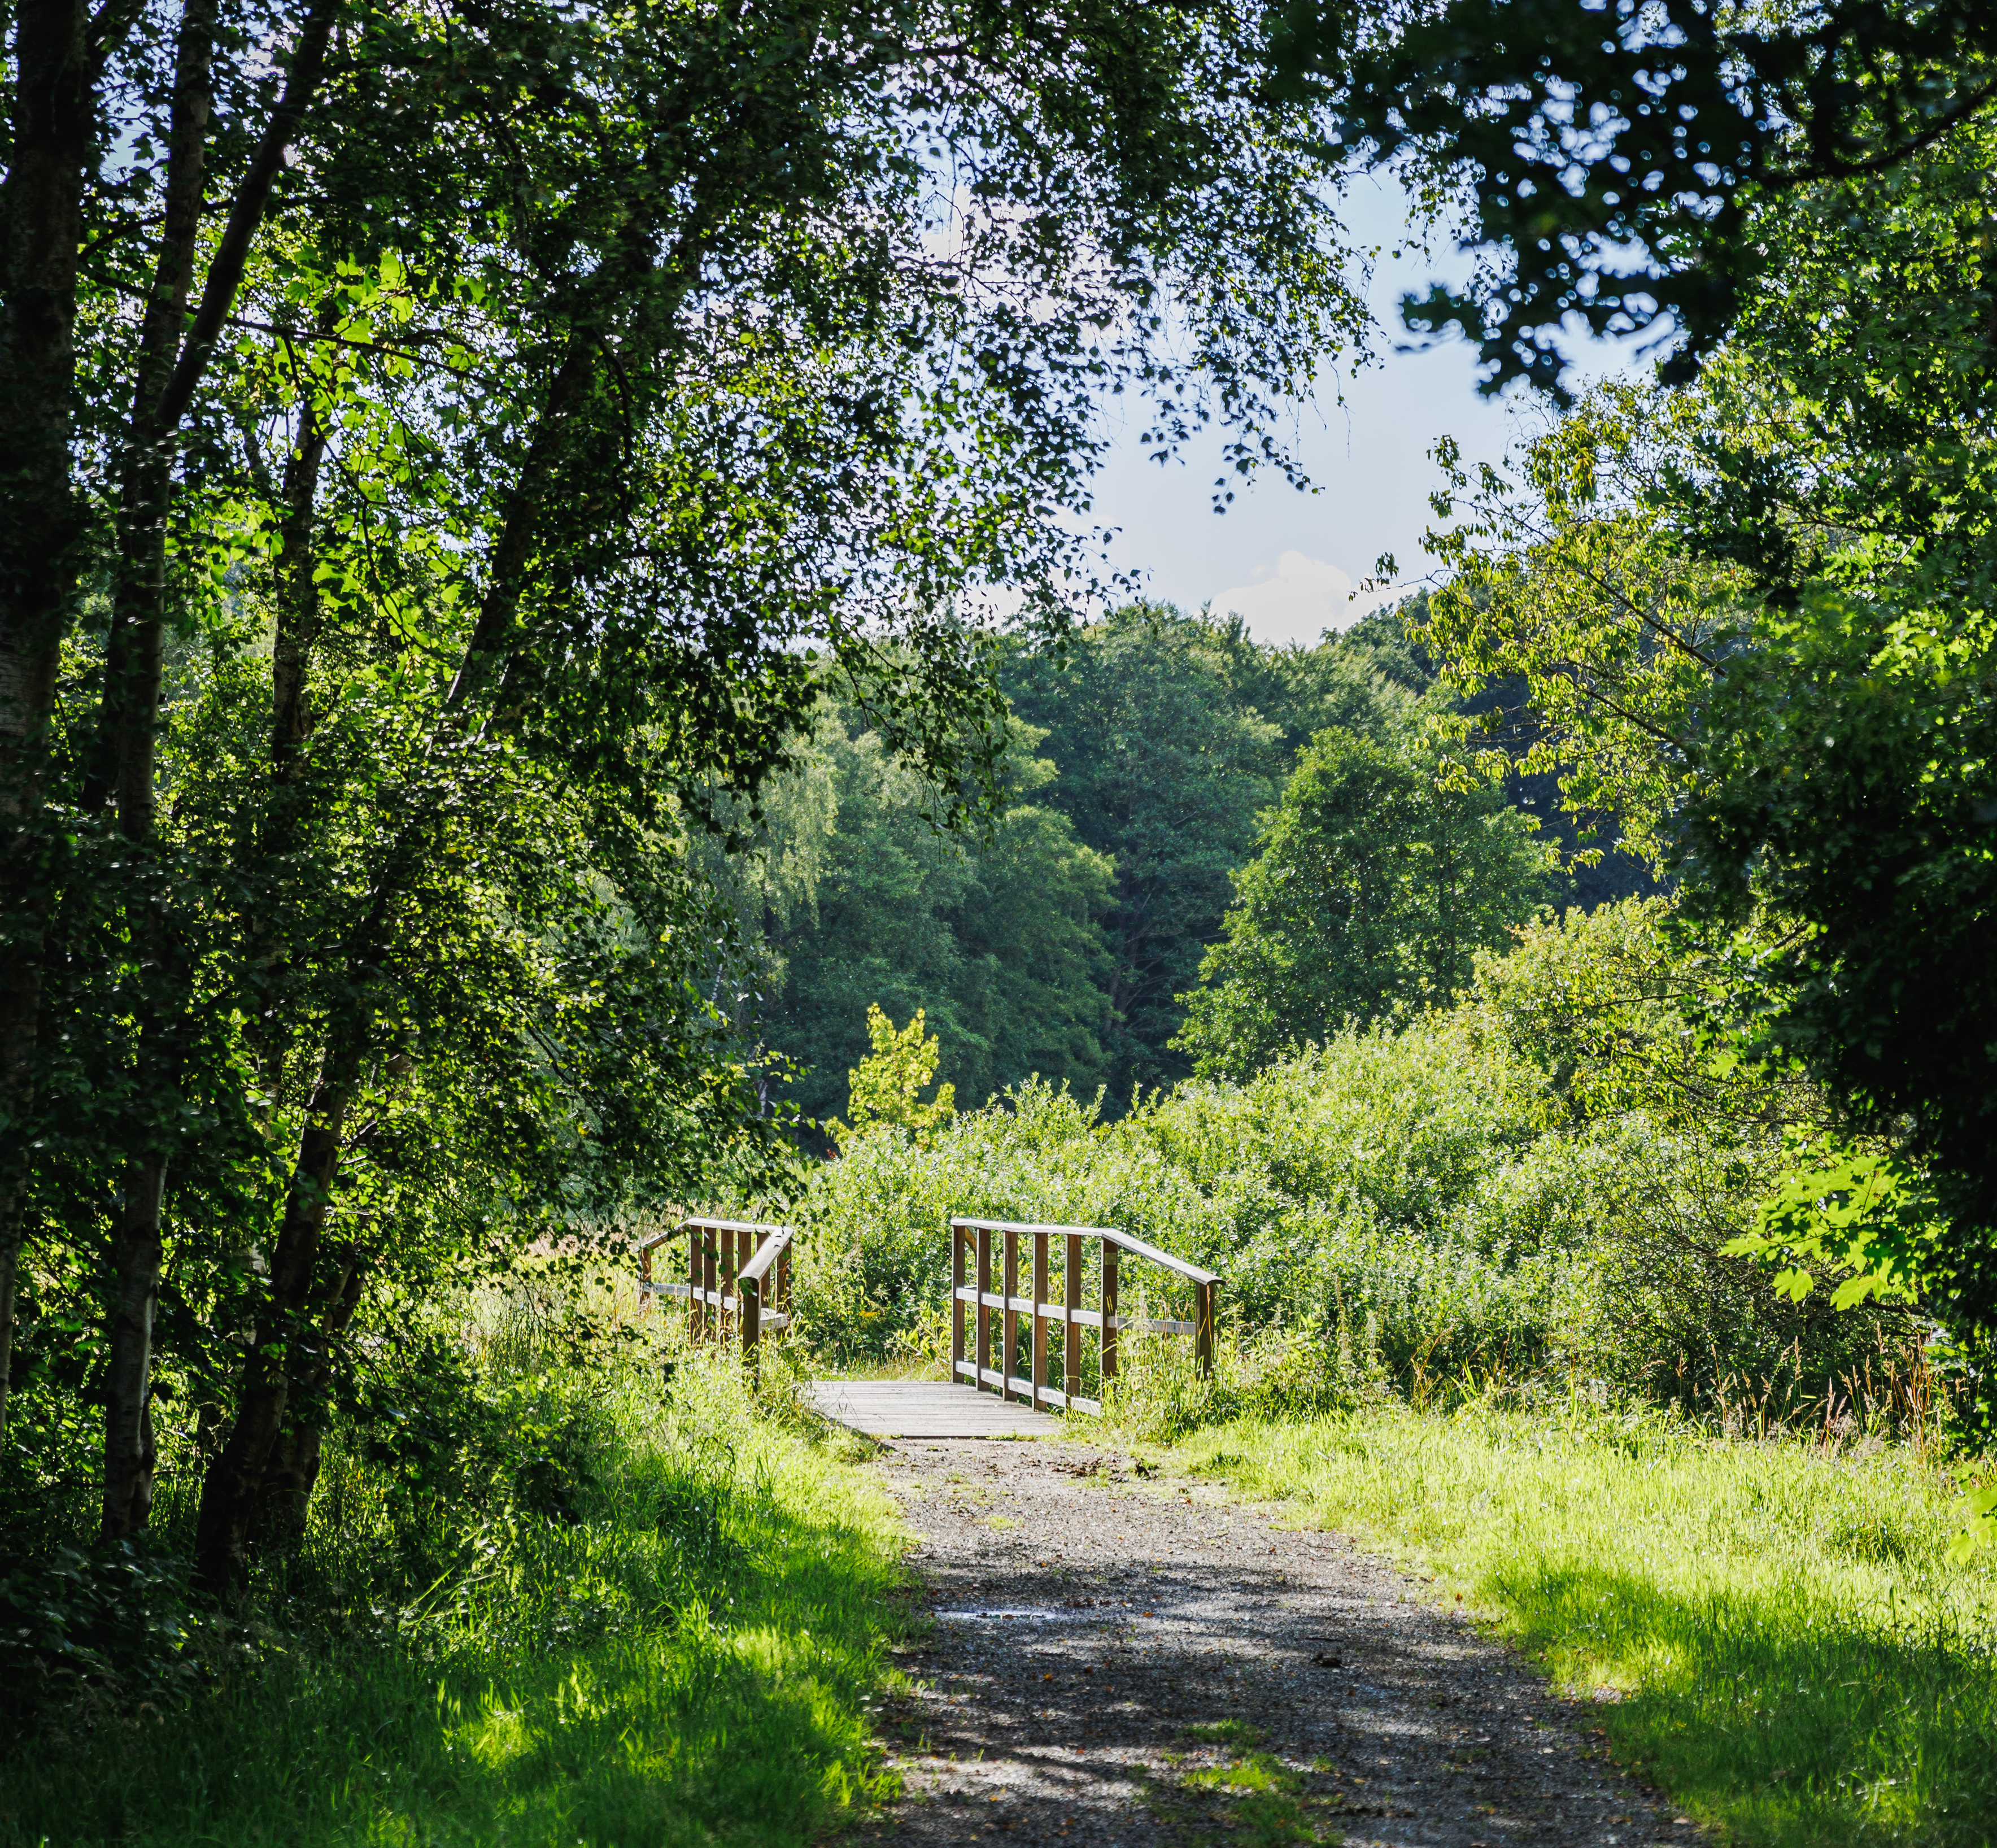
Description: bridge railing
xmin=639 ymin=1216 xmax=793 ymax=1354
xmin=949 ymin=1218 xmax=1218 ymax=1416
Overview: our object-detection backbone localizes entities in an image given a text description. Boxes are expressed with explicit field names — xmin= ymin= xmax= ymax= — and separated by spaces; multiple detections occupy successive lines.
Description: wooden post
xmin=727 ymin=1230 xmax=743 ymax=1350
xmin=952 ymin=1222 xmax=966 ymax=1385
xmin=699 ymin=1222 xmax=714 ymax=1343
xmin=742 ymin=1251 xmax=762 ymax=1359
xmin=1101 ymin=1237 xmax=1119 ymax=1384
xmin=1002 ymin=1227 xmax=1020 ymax=1402
xmin=1032 ymin=1231 xmax=1049 ymax=1407
xmin=976 ymin=1223 xmax=993 ymax=1394
xmin=694 ymin=1223 xmax=710 ymax=1343
xmin=777 ymin=1240 xmax=791 ymax=1318
xmin=1065 ymin=1231 xmax=1082 ymax=1400
xmin=1195 ymin=1277 xmax=1215 ymax=1378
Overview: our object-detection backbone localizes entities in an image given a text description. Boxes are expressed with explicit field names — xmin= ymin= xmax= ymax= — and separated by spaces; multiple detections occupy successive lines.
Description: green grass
xmin=0 ymin=1351 xmax=914 ymax=1848
xmin=1147 ymin=1402 xmax=1997 ymax=1848
xmin=1148 ymin=1720 xmax=1340 ymax=1846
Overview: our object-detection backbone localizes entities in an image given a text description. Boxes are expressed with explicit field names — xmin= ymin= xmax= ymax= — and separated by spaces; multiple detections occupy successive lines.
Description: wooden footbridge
xmin=640 ymin=1214 xmax=1219 ymax=1440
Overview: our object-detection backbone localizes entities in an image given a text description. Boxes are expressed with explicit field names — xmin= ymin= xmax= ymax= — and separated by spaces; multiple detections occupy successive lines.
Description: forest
xmin=2 ymin=1 xmax=1995 ymax=1845
xmin=707 ymin=599 xmax=1651 ymax=1131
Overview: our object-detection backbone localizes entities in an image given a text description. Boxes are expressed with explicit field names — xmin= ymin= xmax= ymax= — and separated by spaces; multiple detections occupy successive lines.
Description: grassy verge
xmin=1139 ymin=1403 xmax=1996 ymax=1848
xmin=1 ymin=1349 xmax=913 ymax=1848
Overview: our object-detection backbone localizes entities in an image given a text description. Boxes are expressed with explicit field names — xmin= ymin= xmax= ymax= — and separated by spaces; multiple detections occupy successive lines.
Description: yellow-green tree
xmin=839 ymin=1006 xmax=956 ymax=1144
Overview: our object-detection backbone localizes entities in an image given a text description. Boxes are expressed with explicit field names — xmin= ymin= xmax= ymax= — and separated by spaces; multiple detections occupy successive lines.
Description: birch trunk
xmin=0 ymin=0 xmax=94 ymax=1431
xmin=101 ymin=1153 xmax=169 ymax=1538
xmin=92 ymin=0 xmax=217 ymax=1537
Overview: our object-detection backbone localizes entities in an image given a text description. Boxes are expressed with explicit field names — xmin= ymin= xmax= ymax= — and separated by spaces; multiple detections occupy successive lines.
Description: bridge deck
xmin=804 ymin=1379 xmax=1061 ymax=1439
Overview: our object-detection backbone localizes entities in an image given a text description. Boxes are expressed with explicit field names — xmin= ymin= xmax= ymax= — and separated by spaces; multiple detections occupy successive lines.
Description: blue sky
xmin=1082 ymin=173 xmax=1645 ymax=647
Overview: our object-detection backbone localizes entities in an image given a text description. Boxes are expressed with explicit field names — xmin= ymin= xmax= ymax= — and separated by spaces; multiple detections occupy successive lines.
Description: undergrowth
xmin=0 ymin=1295 xmax=912 ymax=1848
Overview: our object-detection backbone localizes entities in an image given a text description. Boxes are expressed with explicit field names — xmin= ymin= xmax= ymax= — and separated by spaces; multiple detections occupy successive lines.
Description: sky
xmin=1080 ymin=174 xmax=1644 ymax=648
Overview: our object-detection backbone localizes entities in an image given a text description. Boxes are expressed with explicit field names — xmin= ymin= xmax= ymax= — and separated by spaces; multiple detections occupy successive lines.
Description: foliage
xmin=1419 ymin=387 xmax=1742 ymax=865
xmin=792 ymin=903 xmax=1911 ymax=1426
xmin=838 ymin=1005 xmax=956 ymax=1147
xmin=0 ymin=1280 xmax=917 ymax=1847
xmin=1725 ymin=1147 xmax=1942 ymax=1317
xmin=997 ymin=601 xmax=1416 ymax=1101
xmin=1412 ymin=120 xmax=1997 ymax=1425
xmin=997 ymin=606 xmax=1292 ymax=1100
xmin=3 ymin=0 xmax=1383 ymax=1586
xmin=0 ymin=1542 xmax=202 ymax=1733
xmin=1168 ymin=1405 xmax=1997 ymax=1848
xmin=1668 ymin=127 xmax=1997 ymax=1348
xmin=700 ymin=695 xmax=1114 ymax=1127
xmin=701 ymin=602 xmax=1641 ymax=1125
xmin=1306 ymin=0 xmax=1997 ymax=393
xmin=1175 ymin=718 xmax=1554 ymax=1077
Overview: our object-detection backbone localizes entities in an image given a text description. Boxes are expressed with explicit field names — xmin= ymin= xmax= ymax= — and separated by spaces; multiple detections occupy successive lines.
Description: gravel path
xmin=858 ymin=1434 xmax=1698 ymax=1848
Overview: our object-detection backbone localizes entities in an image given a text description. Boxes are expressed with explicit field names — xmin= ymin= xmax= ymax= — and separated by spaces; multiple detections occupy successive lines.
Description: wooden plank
xmin=1002 ymin=1227 xmax=1020 ymax=1405
xmin=952 ymin=1222 xmax=966 ymax=1385
xmin=954 ymin=1287 xmax=1145 ymax=1331
xmin=947 ymin=1217 xmax=1216 ymax=1284
xmin=1031 ymin=1231 xmax=1049 ymax=1411
xmin=1098 ymin=1225 xmax=1220 ymax=1285
xmin=805 ymin=1380 xmax=1060 ymax=1438
xmin=1102 ymin=1239 xmax=1118 ymax=1383
xmin=682 ymin=1216 xmax=791 ymax=1236
xmin=976 ymin=1225 xmax=993 ymax=1398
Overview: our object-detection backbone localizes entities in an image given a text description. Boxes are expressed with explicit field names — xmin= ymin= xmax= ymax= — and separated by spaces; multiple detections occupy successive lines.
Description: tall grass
xmin=1156 ymin=1402 xmax=1997 ymax=1848
xmin=0 ymin=1309 xmax=914 ymax=1848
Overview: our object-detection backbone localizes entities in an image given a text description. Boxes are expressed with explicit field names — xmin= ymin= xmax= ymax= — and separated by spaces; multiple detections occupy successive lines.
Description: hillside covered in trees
xmin=712 ymin=599 xmax=1654 ymax=1127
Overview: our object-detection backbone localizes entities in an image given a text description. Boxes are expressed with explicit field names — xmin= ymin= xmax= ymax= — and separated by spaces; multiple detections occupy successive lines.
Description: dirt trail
xmin=858 ymin=1435 xmax=1696 ymax=1848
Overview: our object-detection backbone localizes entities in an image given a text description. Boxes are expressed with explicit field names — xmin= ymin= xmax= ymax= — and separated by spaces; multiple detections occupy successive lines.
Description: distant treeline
xmin=705 ymin=599 xmax=1654 ymax=1129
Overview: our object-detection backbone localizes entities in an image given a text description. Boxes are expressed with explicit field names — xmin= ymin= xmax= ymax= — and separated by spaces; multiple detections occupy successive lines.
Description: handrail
xmin=948 ymin=1217 xmax=1218 ymax=1418
xmin=947 ymin=1218 xmax=1218 ymax=1286
xmin=739 ymin=1226 xmax=791 ymax=1285
xmin=639 ymin=1217 xmax=793 ymax=1359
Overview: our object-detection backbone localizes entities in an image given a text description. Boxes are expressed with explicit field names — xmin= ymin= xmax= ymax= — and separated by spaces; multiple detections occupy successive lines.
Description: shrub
xmin=791 ymin=903 xmax=1918 ymax=1424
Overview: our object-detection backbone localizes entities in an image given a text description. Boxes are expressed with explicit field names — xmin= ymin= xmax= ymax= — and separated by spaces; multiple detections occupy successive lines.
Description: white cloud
xmin=1208 ymin=551 xmax=1408 ymax=648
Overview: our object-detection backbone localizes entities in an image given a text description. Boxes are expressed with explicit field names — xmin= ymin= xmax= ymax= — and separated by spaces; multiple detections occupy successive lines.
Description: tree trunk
xmin=101 ymin=1152 xmax=169 ymax=1540
xmin=253 ymin=1243 xmax=364 ymax=1545
xmin=87 ymin=0 xmax=216 ymax=1531
xmin=271 ymin=387 xmax=329 ymax=776
xmin=193 ymin=1038 xmax=360 ymax=1595
xmin=189 ymin=329 xmax=595 ymax=1579
xmin=0 ymin=0 xmax=95 ymax=1432
xmin=242 ymin=365 xmax=329 ymax=1125
xmin=85 ymin=0 xmax=217 ymax=823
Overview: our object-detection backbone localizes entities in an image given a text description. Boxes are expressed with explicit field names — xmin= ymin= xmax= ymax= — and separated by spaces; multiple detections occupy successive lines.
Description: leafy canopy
xmin=1176 ymin=718 xmax=1554 ymax=1078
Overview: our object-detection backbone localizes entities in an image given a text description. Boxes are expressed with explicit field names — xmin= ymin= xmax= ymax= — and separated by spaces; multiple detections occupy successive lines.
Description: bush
xmin=791 ymin=903 xmax=1920 ymax=1424
xmin=0 ymin=1542 xmax=202 ymax=1734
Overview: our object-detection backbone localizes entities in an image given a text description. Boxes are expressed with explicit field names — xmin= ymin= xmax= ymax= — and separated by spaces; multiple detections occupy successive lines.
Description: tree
xmin=997 ymin=601 xmax=1455 ymax=1100
xmin=1304 ymin=0 xmax=1997 ymax=394
xmin=838 ymin=1005 xmax=954 ymax=1144
xmin=2 ymin=0 xmax=1377 ymax=1585
xmin=1002 ymin=607 xmax=1301 ymax=1098
xmin=701 ymin=696 xmax=1114 ymax=1126
xmin=1412 ymin=114 xmax=1997 ymax=1413
xmin=1176 ymin=720 xmax=1553 ymax=1077
xmin=1420 ymin=385 xmax=1742 ymax=869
